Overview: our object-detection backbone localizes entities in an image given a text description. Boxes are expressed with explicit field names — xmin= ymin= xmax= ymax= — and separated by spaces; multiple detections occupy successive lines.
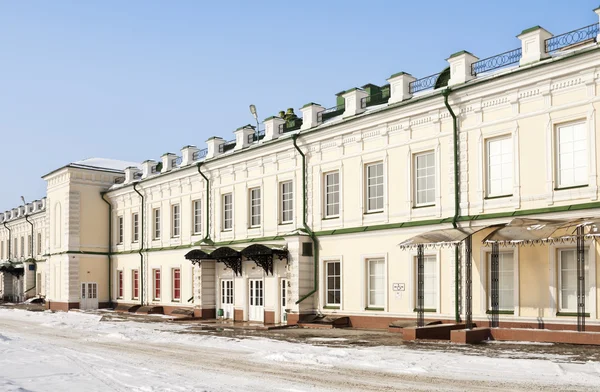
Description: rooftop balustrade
xmin=409 ymin=72 xmax=441 ymax=94
xmin=360 ymin=87 xmax=391 ymax=109
xmin=192 ymin=148 xmax=208 ymax=161
xmin=317 ymin=104 xmax=345 ymax=124
xmin=471 ymin=47 xmax=522 ymax=76
xmin=545 ymin=22 xmax=600 ymax=53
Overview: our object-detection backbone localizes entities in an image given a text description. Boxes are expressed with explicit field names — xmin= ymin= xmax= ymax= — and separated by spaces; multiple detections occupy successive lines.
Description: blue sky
xmin=0 ymin=0 xmax=598 ymax=210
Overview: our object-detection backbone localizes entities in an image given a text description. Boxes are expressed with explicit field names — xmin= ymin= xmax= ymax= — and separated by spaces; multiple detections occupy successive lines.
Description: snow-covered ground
xmin=1 ymin=309 xmax=599 ymax=391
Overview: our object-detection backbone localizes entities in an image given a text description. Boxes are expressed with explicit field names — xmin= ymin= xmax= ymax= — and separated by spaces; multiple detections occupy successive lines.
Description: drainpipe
xmin=196 ymin=162 xmax=213 ymax=244
xmin=3 ymin=222 xmax=11 ymax=261
xmin=23 ymin=213 xmax=36 ymax=295
xmin=133 ymin=183 xmax=145 ymax=306
xmin=101 ymin=192 xmax=113 ymax=307
xmin=443 ymin=88 xmax=461 ymax=323
xmin=292 ymin=134 xmax=319 ymax=305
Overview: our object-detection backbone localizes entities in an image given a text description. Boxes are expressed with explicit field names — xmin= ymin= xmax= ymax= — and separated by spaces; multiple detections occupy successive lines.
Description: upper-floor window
xmin=118 ymin=216 xmax=124 ymax=244
xmin=486 ymin=136 xmax=513 ymax=197
xmin=249 ymin=188 xmax=261 ymax=227
xmin=153 ymin=208 xmax=161 ymax=240
xmin=414 ymin=151 xmax=435 ymax=207
xmin=27 ymin=234 xmax=32 ymax=256
xmin=193 ymin=200 xmax=202 ymax=234
xmin=20 ymin=236 xmax=25 ymax=257
xmin=280 ymin=181 xmax=293 ymax=224
xmin=324 ymin=171 xmax=340 ymax=218
xmin=365 ymin=162 xmax=384 ymax=212
xmin=1 ymin=240 xmax=4 ymax=259
xmin=13 ymin=238 xmax=17 ymax=258
xmin=37 ymin=232 xmax=42 ymax=255
xmin=132 ymin=213 xmax=139 ymax=243
xmin=556 ymin=121 xmax=587 ymax=188
xmin=223 ymin=193 xmax=233 ymax=231
xmin=171 ymin=204 xmax=181 ymax=237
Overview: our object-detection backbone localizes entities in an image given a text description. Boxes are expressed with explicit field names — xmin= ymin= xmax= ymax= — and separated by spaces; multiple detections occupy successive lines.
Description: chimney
xmin=181 ymin=145 xmax=199 ymax=166
xmin=342 ymin=88 xmax=368 ymax=118
xmin=263 ymin=116 xmax=286 ymax=141
xmin=517 ymin=26 xmax=552 ymax=65
xmin=141 ymin=160 xmax=157 ymax=179
xmin=40 ymin=197 xmax=47 ymax=210
xmin=161 ymin=153 xmax=177 ymax=173
xmin=124 ymin=166 xmax=141 ymax=183
xmin=206 ymin=137 xmax=225 ymax=159
xmin=387 ymin=72 xmax=417 ymax=104
xmin=234 ymin=125 xmax=256 ymax=151
xmin=300 ymin=103 xmax=325 ymax=130
xmin=447 ymin=50 xmax=479 ymax=86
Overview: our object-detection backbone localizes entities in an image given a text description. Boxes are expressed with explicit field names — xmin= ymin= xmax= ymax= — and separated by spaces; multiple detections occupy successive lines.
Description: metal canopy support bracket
xmin=417 ymin=244 xmax=425 ymax=328
xmin=577 ymin=225 xmax=586 ymax=332
xmin=465 ymin=235 xmax=473 ymax=330
xmin=218 ymin=257 xmax=242 ymax=276
xmin=490 ymin=243 xmax=499 ymax=328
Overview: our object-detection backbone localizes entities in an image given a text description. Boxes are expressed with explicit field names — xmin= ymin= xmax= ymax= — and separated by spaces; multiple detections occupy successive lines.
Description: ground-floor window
xmin=221 ymin=279 xmax=233 ymax=305
xmin=153 ymin=269 xmax=161 ymax=300
xmin=172 ymin=268 xmax=181 ymax=301
xmin=415 ymin=255 xmax=437 ymax=311
xmin=558 ymin=249 xmax=590 ymax=313
xmin=132 ymin=270 xmax=139 ymax=299
xmin=488 ymin=252 xmax=514 ymax=311
xmin=367 ymin=258 xmax=385 ymax=308
xmin=117 ymin=270 xmax=123 ymax=299
xmin=325 ymin=261 xmax=341 ymax=306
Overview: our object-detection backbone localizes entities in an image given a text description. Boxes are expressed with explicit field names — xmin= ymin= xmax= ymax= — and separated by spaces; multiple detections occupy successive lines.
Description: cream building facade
xmin=3 ymin=8 xmax=600 ymax=341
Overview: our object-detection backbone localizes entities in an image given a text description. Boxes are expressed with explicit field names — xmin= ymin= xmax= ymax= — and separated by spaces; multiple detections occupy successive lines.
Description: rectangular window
xmin=326 ymin=261 xmax=341 ymax=306
xmin=414 ymin=151 xmax=436 ymax=206
xmin=13 ymin=238 xmax=17 ymax=258
xmin=367 ymin=258 xmax=385 ymax=308
xmin=324 ymin=172 xmax=340 ymax=218
xmin=37 ymin=232 xmax=42 ymax=255
xmin=557 ymin=122 xmax=587 ymax=188
xmin=171 ymin=204 xmax=181 ymax=237
xmin=249 ymin=188 xmax=261 ymax=227
xmin=132 ymin=270 xmax=139 ymax=299
xmin=118 ymin=216 xmax=124 ymax=244
xmin=1 ymin=241 xmax=3 ymax=259
xmin=27 ymin=234 xmax=32 ymax=256
xmin=558 ymin=249 xmax=590 ymax=313
xmin=488 ymin=252 xmax=514 ymax=311
xmin=415 ymin=255 xmax=437 ymax=310
xmin=20 ymin=237 xmax=24 ymax=257
xmin=153 ymin=208 xmax=161 ymax=240
xmin=223 ymin=193 xmax=233 ymax=231
xmin=366 ymin=163 xmax=384 ymax=212
xmin=221 ymin=279 xmax=234 ymax=305
xmin=132 ymin=213 xmax=139 ymax=242
xmin=153 ymin=269 xmax=161 ymax=300
xmin=172 ymin=268 xmax=181 ymax=301
xmin=193 ymin=200 xmax=202 ymax=234
xmin=118 ymin=270 xmax=123 ymax=298
xmin=487 ymin=137 xmax=513 ymax=197
xmin=280 ymin=181 xmax=293 ymax=224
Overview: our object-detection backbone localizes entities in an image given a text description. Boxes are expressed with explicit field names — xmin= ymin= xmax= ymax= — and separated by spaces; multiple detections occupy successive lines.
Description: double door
xmin=248 ymin=279 xmax=264 ymax=322
xmin=81 ymin=282 xmax=98 ymax=310
xmin=220 ymin=279 xmax=234 ymax=319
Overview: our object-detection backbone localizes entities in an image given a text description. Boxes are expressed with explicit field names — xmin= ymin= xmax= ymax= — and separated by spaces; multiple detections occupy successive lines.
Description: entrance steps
xmin=297 ymin=316 xmax=350 ymax=329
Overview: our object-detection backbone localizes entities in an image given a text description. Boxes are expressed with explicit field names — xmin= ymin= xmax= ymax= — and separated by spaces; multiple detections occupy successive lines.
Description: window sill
xmin=323 ymin=305 xmax=340 ymax=310
xmin=248 ymin=226 xmax=261 ymax=229
xmin=221 ymin=230 xmax=233 ymax=233
xmin=486 ymin=310 xmax=514 ymax=315
xmin=554 ymin=184 xmax=588 ymax=191
xmin=172 ymin=299 xmax=181 ymax=303
xmin=364 ymin=211 xmax=383 ymax=215
xmin=413 ymin=204 xmax=435 ymax=209
xmin=484 ymin=194 xmax=512 ymax=200
xmin=322 ymin=216 xmax=340 ymax=221
xmin=131 ymin=241 xmax=138 ymax=244
xmin=279 ymin=222 xmax=293 ymax=226
xmin=556 ymin=312 xmax=590 ymax=317
xmin=413 ymin=308 xmax=437 ymax=313
xmin=365 ymin=307 xmax=385 ymax=311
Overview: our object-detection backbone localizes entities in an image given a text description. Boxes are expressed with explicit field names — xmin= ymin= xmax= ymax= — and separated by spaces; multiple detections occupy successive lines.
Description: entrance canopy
xmin=0 ymin=261 xmax=24 ymax=275
xmin=398 ymin=225 xmax=499 ymax=249
xmin=241 ymin=244 xmax=288 ymax=275
xmin=184 ymin=248 xmax=215 ymax=266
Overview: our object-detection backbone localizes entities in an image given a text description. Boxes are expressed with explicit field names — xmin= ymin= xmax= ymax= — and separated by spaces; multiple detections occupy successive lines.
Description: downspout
xmin=101 ymin=192 xmax=113 ymax=307
xmin=3 ymin=222 xmax=11 ymax=261
xmin=292 ymin=134 xmax=319 ymax=305
xmin=443 ymin=88 xmax=461 ymax=323
xmin=23 ymin=213 xmax=36 ymax=295
xmin=133 ymin=183 xmax=145 ymax=306
xmin=196 ymin=162 xmax=213 ymax=244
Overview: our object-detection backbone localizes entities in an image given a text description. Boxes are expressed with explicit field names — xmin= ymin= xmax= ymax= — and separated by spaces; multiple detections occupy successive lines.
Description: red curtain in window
xmin=154 ymin=270 xmax=161 ymax=299
xmin=173 ymin=269 xmax=181 ymax=300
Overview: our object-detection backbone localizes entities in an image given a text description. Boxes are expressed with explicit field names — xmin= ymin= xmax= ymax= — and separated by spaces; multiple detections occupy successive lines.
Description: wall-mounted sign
xmin=392 ymin=283 xmax=405 ymax=291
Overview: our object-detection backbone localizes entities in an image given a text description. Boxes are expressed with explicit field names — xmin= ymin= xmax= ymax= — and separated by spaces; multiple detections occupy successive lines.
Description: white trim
xmin=479 ymin=246 xmax=520 ymax=314
xmin=361 ymin=253 xmax=388 ymax=311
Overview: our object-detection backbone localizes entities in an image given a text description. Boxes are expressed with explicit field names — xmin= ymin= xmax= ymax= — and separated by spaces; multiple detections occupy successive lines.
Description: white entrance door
xmin=81 ymin=282 xmax=98 ymax=310
xmin=220 ymin=279 xmax=234 ymax=319
xmin=248 ymin=279 xmax=264 ymax=322
xmin=280 ymin=278 xmax=287 ymax=324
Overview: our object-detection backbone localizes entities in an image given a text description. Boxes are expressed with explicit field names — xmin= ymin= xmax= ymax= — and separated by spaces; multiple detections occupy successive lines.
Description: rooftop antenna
xmin=249 ymin=104 xmax=259 ymax=143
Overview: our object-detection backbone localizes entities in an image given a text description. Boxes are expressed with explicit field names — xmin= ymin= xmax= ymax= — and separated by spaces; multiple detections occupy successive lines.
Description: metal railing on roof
xmin=317 ymin=104 xmax=345 ymax=124
xmin=114 ymin=177 xmax=125 ymax=184
xmin=278 ymin=118 xmax=303 ymax=134
xmin=247 ymin=130 xmax=265 ymax=144
xmin=545 ymin=22 xmax=600 ymax=53
xmin=171 ymin=157 xmax=182 ymax=167
xmin=471 ymin=47 xmax=522 ymax=76
xmin=360 ymin=88 xmax=391 ymax=109
xmin=193 ymin=148 xmax=208 ymax=160
xmin=219 ymin=140 xmax=236 ymax=153
xmin=409 ymin=72 xmax=441 ymax=94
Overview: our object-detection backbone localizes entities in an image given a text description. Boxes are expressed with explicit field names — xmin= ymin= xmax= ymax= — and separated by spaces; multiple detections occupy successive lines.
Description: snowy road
xmin=1 ymin=309 xmax=599 ymax=391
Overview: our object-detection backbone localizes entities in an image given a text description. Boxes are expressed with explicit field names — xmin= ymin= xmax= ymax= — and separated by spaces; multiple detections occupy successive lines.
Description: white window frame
xmin=117 ymin=216 xmax=123 ymax=244
xmin=366 ymin=257 xmax=386 ymax=309
xmin=249 ymin=187 xmax=261 ymax=228
xmin=555 ymin=121 xmax=587 ymax=189
xmin=117 ymin=270 xmax=124 ymax=299
xmin=324 ymin=171 xmax=340 ymax=218
xmin=413 ymin=150 xmax=436 ymax=207
xmin=132 ymin=269 xmax=139 ymax=299
xmin=223 ymin=193 xmax=233 ymax=231
xmin=172 ymin=268 xmax=181 ymax=302
xmin=413 ymin=254 xmax=439 ymax=311
xmin=557 ymin=248 xmax=590 ymax=314
xmin=486 ymin=136 xmax=513 ymax=198
xmin=37 ymin=233 xmax=42 ymax=255
xmin=280 ymin=181 xmax=293 ymax=224
xmin=365 ymin=162 xmax=384 ymax=213
xmin=153 ymin=208 xmax=161 ymax=240
xmin=479 ymin=247 xmax=520 ymax=315
xmin=325 ymin=260 xmax=342 ymax=307
xmin=487 ymin=252 xmax=516 ymax=312
xmin=171 ymin=204 xmax=181 ymax=238
xmin=132 ymin=213 xmax=139 ymax=243
xmin=193 ymin=199 xmax=202 ymax=234
xmin=153 ymin=268 xmax=161 ymax=301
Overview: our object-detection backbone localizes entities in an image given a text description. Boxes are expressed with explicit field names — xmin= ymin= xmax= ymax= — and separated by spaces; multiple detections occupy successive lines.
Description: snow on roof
xmin=70 ymin=158 xmax=141 ymax=172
